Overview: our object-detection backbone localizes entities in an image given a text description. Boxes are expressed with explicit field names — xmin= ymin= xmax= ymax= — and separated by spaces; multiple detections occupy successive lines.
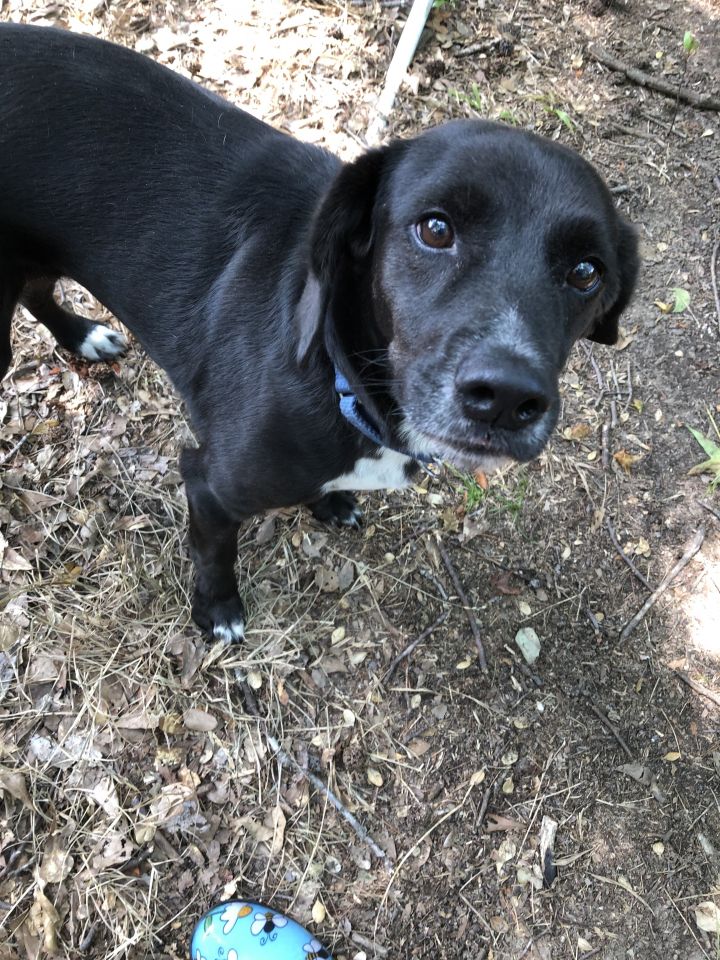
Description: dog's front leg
xmin=180 ymin=447 xmax=245 ymax=643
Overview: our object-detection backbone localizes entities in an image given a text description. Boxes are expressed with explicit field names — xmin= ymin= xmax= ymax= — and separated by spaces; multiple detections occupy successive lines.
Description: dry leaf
xmin=564 ymin=423 xmax=591 ymax=441
xmin=490 ymin=570 xmax=522 ymax=595
xmin=1 ymin=547 xmax=33 ymax=571
xmin=148 ymin=783 xmax=196 ymax=825
xmin=486 ymin=814 xmax=523 ymax=832
xmin=0 ymin=765 xmax=34 ymax=809
xmin=694 ymin=901 xmax=720 ymax=933
xmin=264 ymin=805 xmax=286 ymax=856
xmin=367 ymin=767 xmax=384 ymax=787
xmin=315 ymin=566 xmax=339 ymax=592
xmin=38 ymin=838 xmax=74 ymax=885
xmin=613 ymin=449 xmax=643 ymax=473
xmin=493 ymin=838 xmax=516 ymax=874
xmin=473 ymin=469 xmax=489 ymax=489
xmin=90 ymin=777 xmax=121 ymax=818
xmin=255 ymin=514 xmax=276 ymax=545
xmin=160 ymin=713 xmax=184 ymax=734
xmin=615 ymin=326 xmax=637 ymax=350
xmin=618 ymin=762 xmax=652 ymax=785
xmin=29 ymin=889 xmax=61 ymax=952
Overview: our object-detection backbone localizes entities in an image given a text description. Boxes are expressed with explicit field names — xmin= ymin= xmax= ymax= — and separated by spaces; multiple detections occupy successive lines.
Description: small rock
xmin=183 ymin=708 xmax=218 ymax=732
xmin=515 ymin=626 xmax=541 ymax=664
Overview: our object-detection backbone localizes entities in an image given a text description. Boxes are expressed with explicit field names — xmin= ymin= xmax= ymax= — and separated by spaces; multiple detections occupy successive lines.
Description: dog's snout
xmin=456 ymin=357 xmax=551 ymax=430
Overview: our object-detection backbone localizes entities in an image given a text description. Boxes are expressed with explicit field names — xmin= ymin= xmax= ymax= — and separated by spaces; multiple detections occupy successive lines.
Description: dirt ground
xmin=1 ymin=0 xmax=720 ymax=958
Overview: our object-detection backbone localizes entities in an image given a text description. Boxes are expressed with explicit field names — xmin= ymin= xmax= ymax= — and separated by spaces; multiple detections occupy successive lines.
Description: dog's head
xmin=298 ymin=120 xmax=639 ymax=469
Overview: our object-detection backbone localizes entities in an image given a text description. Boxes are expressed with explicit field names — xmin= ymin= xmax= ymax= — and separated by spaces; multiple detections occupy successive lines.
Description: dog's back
xmin=0 ymin=23 xmax=336 ymax=376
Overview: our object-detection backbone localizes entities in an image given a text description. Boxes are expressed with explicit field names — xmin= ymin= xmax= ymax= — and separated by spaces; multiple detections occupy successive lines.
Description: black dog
xmin=0 ymin=23 xmax=638 ymax=641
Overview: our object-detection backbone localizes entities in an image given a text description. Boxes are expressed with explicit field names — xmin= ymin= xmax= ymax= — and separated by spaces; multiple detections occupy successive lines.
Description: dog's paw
xmin=310 ymin=491 xmax=363 ymax=529
xmin=78 ymin=323 xmax=128 ymax=362
xmin=192 ymin=594 xmax=245 ymax=643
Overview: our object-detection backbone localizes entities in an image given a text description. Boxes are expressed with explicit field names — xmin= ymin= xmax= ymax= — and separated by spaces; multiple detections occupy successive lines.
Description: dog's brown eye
xmin=567 ymin=260 xmax=602 ymax=292
xmin=416 ymin=216 xmax=454 ymax=249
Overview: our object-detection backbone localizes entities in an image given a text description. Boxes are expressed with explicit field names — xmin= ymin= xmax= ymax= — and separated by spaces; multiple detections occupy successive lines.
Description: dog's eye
xmin=567 ymin=260 xmax=602 ymax=293
xmin=416 ymin=216 xmax=455 ymax=250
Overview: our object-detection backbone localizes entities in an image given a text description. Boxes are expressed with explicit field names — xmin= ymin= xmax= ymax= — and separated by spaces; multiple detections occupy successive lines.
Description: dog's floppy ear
xmin=586 ymin=217 xmax=640 ymax=345
xmin=296 ymin=146 xmax=397 ymax=364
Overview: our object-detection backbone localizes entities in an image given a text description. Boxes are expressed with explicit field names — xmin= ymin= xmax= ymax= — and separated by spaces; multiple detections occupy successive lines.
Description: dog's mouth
xmin=399 ymin=422 xmax=512 ymax=471
xmin=399 ymin=410 xmax=557 ymax=471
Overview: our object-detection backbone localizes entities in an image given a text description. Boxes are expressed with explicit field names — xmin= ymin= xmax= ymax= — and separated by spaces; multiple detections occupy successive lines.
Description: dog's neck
xmin=332 ymin=364 xmax=434 ymax=464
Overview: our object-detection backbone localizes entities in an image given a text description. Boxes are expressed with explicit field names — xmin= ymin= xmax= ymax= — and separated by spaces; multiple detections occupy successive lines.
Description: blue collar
xmin=334 ymin=367 xmax=435 ymax=465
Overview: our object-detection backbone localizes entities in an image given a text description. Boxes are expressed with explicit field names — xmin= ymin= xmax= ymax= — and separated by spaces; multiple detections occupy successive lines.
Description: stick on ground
xmin=435 ymin=534 xmax=488 ymax=671
xmin=620 ymin=525 xmax=705 ymax=641
xmin=606 ymin=517 xmax=653 ymax=591
xmin=699 ymin=499 xmax=720 ymax=524
xmin=586 ymin=699 xmax=634 ymax=759
xmin=710 ymin=238 xmax=720 ymax=331
xmin=237 ymin=676 xmax=393 ymax=868
xmin=384 ymin=609 xmax=449 ymax=682
xmin=673 ymin=669 xmax=720 ymax=710
xmin=588 ymin=46 xmax=720 ymax=112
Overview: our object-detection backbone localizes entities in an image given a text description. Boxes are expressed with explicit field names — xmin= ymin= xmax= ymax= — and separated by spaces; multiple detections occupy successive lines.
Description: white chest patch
xmin=321 ymin=447 xmax=415 ymax=493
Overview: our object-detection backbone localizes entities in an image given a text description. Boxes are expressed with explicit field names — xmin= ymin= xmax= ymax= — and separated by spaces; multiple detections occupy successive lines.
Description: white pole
xmin=366 ymin=0 xmax=435 ymax=145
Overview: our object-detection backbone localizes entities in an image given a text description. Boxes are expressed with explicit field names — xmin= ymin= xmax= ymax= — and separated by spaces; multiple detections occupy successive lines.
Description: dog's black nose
xmin=456 ymin=357 xmax=551 ymax=430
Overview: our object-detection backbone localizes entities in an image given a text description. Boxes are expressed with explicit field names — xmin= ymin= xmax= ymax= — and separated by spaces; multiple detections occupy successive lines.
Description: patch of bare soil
xmin=1 ymin=1 xmax=719 ymax=958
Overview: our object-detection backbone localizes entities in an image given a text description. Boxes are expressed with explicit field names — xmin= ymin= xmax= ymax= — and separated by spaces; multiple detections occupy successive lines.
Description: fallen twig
xmin=601 ymin=421 xmax=611 ymax=470
xmin=351 ymin=932 xmax=389 ymax=957
xmin=609 ymin=121 xmax=665 ymax=146
xmin=586 ymin=699 xmax=634 ymax=760
xmin=589 ymin=45 xmax=720 ymax=111
xmin=435 ymin=534 xmax=488 ymax=671
xmin=620 ymin=525 xmax=706 ymax=641
xmin=455 ymin=40 xmax=497 ymax=58
xmin=78 ymin=922 xmax=99 ymax=954
xmin=0 ymin=432 xmax=30 ymax=468
xmin=237 ymin=677 xmax=393 ymax=867
xmin=606 ymin=518 xmax=653 ymax=591
xmin=699 ymin=499 xmax=720 ymax=523
xmin=589 ymin=873 xmax=655 ymax=915
xmin=673 ymin=669 xmax=720 ymax=710
xmin=475 ymin=786 xmax=492 ymax=831
xmin=384 ymin=609 xmax=449 ymax=682
xmin=710 ymin=238 xmax=720 ymax=332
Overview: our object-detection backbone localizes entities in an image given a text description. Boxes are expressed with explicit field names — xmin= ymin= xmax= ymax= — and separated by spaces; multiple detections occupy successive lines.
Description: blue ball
xmin=190 ymin=901 xmax=334 ymax=960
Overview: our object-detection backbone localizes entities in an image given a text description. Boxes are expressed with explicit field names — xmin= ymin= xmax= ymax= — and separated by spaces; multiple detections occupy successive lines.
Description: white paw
xmin=212 ymin=620 xmax=245 ymax=644
xmin=78 ymin=324 xmax=128 ymax=361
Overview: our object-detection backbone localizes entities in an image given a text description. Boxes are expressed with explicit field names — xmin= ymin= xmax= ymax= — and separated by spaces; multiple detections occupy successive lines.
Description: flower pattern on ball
xmin=220 ymin=902 xmax=253 ymax=935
